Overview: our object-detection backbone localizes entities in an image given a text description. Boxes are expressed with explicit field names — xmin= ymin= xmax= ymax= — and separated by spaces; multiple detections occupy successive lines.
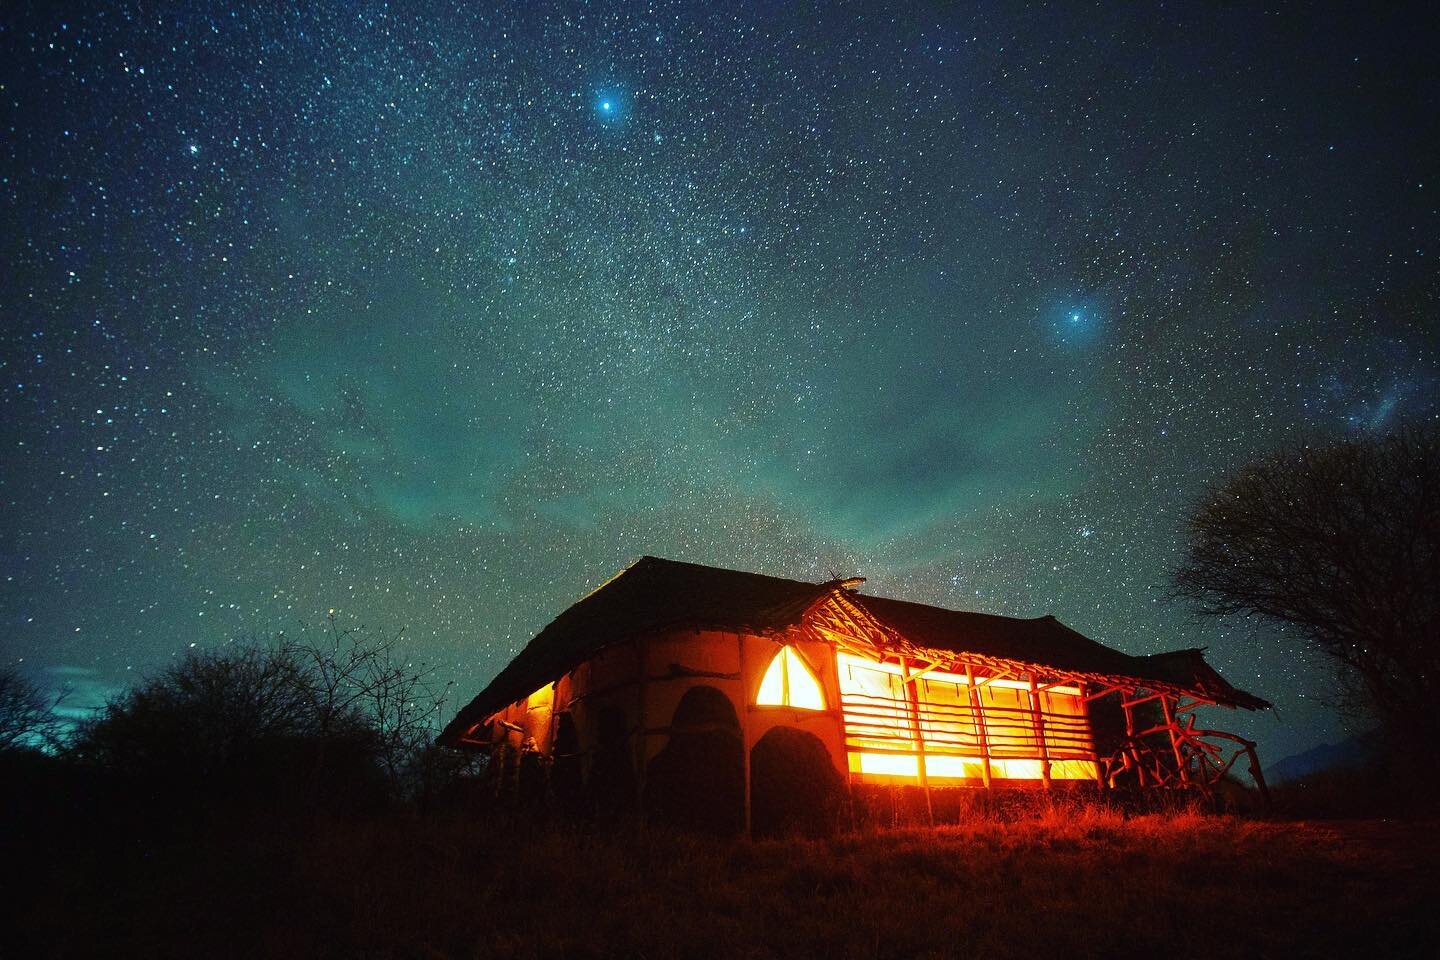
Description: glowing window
xmin=756 ymin=646 xmax=825 ymax=710
xmin=835 ymin=650 xmax=1098 ymax=784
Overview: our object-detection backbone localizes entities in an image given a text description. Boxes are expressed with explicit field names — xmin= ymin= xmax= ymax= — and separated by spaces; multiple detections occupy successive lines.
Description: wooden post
xmin=1077 ymin=682 xmax=1102 ymax=786
xmin=901 ymin=656 xmax=934 ymax=826
xmin=965 ymin=663 xmax=992 ymax=789
xmin=739 ymin=633 xmax=752 ymax=836
xmin=547 ymin=680 xmax=562 ymax=755
xmin=1122 ymin=698 xmax=1142 ymax=787
xmin=1027 ymin=674 xmax=1052 ymax=789
xmin=1160 ymin=693 xmax=1188 ymax=786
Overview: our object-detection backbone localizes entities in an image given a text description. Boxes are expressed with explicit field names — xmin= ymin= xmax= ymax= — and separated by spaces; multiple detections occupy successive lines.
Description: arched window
xmin=755 ymin=645 xmax=825 ymax=710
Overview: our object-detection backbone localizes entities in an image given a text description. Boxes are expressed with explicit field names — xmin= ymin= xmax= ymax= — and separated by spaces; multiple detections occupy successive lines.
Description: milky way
xmin=2 ymin=2 xmax=1436 ymax=760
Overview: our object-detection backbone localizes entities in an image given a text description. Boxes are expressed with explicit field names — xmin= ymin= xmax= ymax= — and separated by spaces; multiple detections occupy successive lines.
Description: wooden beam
xmin=1082 ymin=683 xmax=1126 ymax=702
xmin=1121 ymin=699 xmax=1141 ymax=786
xmin=807 ymin=596 xmax=1248 ymax=712
xmin=1160 ymin=693 xmax=1189 ymax=786
xmin=965 ymin=662 xmax=992 ymax=790
xmin=809 ymin=624 xmax=885 ymax=658
xmin=1077 ymin=682 xmax=1103 ymax=786
xmin=903 ymin=659 xmax=945 ymax=684
xmin=1122 ymin=692 xmax=1167 ymax=710
xmin=563 ymin=668 xmax=740 ymax=708
xmin=902 ymin=656 xmax=935 ymax=825
xmin=1027 ymin=674 xmax=1051 ymax=789
xmin=547 ymin=680 xmax=562 ymax=756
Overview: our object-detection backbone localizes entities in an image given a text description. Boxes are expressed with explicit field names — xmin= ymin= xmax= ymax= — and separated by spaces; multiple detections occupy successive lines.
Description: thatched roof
xmin=439 ymin=556 xmax=1268 ymax=745
xmin=853 ymin=593 xmax=1270 ymax=711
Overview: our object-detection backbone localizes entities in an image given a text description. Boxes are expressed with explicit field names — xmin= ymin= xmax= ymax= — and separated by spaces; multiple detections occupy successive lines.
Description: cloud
xmin=207 ymin=288 xmax=531 ymax=530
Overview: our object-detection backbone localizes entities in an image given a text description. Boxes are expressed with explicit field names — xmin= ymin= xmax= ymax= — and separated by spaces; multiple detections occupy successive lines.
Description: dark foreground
xmin=13 ymin=804 xmax=1439 ymax=959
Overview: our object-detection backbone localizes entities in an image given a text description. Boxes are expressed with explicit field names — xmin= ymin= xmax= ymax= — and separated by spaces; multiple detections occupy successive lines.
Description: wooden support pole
xmin=1122 ymin=692 xmax=1168 ymax=709
xmin=547 ymin=679 xmax=562 ymax=756
xmin=1121 ymin=699 xmax=1142 ymax=787
xmin=1160 ymin=693 xmax=1188 ymax=786
xmin=1083 ymin=684 xmax=1125 ymax=702
xmin=1077 ymin=682 xmax=1102 ymax=786
xmin=965 ymin=662 xmax=992 ymax=790
xmin=902 ymin=656 xmax=934 ymax=826
xmin=1028 ymin=674 xmax=1051 ymax=788
xmin=825 ymin=640 xmax=858 ymax=833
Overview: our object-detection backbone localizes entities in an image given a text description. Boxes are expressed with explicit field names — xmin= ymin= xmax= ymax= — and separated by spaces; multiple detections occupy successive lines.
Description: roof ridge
xmin=438 ymin=557 xmax=1271 ymax=746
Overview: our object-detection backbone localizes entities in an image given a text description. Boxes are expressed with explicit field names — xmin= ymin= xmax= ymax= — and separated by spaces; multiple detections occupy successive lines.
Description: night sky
xmin=2 ymin=2 xmax=1436 ymax=763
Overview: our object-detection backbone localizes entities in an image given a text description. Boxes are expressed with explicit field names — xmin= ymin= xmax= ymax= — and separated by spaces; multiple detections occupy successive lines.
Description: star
xmin=1050 ymin=304 xmax=1100 ymax=347
xmin=2 ymin=0 xmax=1428 ymax=778
xmin=594 ymin=91 xmax=626 ymax=122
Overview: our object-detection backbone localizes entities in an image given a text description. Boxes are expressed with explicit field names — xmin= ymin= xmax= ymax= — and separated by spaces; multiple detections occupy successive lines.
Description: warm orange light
xmin=850 ymin=751 xmax=919 ymax=778
xmin=837 ymin=652 xmax=1098 ymax=783
xmin=922 ymin=755 xmax=987 ymax=779
xmin=756 ymin=646 xmax=825 ymax=709
xmin=517 ymin=682 xmax=557 ymax=751
xmin=1044 ymin=760 xmax=1098 ymax=780
xmin=526 ymin=682 xmax=555 ymax=712
xmin=756 ymin=650 xmax=786 ymax=705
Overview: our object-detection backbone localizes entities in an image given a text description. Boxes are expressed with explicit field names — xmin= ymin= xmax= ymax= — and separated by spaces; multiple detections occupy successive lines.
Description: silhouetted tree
xmin=0 ymin=666 xmax=65 ymax=753
xmin=70 ymin=618 xmax=452 ymax=817
xmin=1174 ymin=427 xmax=1440 ymax=765
xmin=293 ymin=616 xmax=456 ymax=797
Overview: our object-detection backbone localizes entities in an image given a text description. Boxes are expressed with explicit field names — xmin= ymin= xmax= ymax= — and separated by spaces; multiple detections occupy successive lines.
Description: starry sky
xmin=2 ymin=1 xmax=1436 ymax=763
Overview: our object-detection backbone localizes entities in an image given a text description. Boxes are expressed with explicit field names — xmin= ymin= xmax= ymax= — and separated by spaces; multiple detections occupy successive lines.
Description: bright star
xmin=594 ymin=91 xmax=626 ymax=121
xmin=1047 ymin=301 xmax=1101 ymax=347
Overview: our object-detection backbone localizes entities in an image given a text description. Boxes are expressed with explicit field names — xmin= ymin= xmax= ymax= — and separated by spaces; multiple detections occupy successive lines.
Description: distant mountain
xmin=1268 ymin=731 xmax=1381 ymax=783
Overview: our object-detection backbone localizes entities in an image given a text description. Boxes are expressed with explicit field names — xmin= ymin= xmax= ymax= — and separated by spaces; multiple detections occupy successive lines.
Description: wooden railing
xmin=839 ymin=690 xmax=1097 ymax=766
xmin=1100 ymin=719 xmax=1271 ymax=806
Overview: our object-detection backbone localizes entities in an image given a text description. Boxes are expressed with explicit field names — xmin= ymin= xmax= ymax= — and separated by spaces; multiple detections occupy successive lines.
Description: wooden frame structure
xmin=440 ymin=557 xmax=1272 ymax=827
xmin=1101 ymin=690 xmax=1270 ymax=804
xmin=800 ymin=588 xmax=1268 ymax=806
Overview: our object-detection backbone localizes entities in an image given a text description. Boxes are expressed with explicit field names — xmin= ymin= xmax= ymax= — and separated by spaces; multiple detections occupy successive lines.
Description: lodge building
xmin=439 ymin=557 xmax=1269 ymax=831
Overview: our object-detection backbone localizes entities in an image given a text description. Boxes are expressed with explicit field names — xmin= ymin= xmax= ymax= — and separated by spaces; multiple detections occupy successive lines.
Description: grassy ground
xmin=19 ymin=801 xmax=1439 ymax=959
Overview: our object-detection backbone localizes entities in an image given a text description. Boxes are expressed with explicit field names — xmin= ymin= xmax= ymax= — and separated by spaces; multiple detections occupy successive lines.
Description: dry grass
xmin=21 ymin=798 xmax=1438 ymax=960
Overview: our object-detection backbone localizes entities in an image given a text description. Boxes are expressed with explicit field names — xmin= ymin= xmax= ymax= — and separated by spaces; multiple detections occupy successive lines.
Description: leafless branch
xmin=1174 ymin=425 xmax=1440 ymax=759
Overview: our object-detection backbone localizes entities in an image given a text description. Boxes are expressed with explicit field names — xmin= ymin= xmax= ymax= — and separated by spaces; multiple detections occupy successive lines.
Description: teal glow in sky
xmin=1 ymin=1 xmax=1437 ymax=764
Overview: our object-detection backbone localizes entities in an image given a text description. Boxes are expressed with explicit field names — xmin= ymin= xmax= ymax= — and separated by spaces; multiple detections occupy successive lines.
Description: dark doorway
xmin=551 ymin=712 xmax=585 ymax=819
xmin=644 ymin=685 xmax=744 ymax=834
xmin=750 ymin=726 xmax=844 ymax=837
xmin=589 ymin=705 xmax=635 ymax=822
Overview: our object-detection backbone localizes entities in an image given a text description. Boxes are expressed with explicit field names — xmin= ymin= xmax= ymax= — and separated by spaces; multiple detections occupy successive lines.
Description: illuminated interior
xmin=755 ymin=645 xmax=826 ymax=710
xmin=521 ymin=681 xmax=556 ymax=750
xmin=836 ymin=653 xmax=1097 ymax=782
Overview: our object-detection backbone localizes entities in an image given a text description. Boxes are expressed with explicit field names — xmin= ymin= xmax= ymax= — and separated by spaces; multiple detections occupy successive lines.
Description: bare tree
xmin=0 ymin=667 xmax=66 ymax=753
xmin=1174 ymin=427 xmax=1440 ymax=762
xmin=72 ymin=620 xmax=453 ymax=805
xmin=297 ymin=615 xmax=454 ymax=796
xmin=70 ymin=637 xmax=316 ymax=774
